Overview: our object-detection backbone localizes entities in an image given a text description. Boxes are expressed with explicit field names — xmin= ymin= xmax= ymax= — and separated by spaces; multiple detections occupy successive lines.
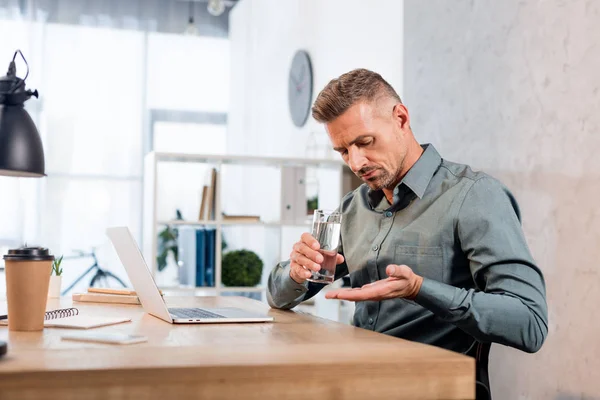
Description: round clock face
xmin=288 ymin=50 xmax=313 ymax=127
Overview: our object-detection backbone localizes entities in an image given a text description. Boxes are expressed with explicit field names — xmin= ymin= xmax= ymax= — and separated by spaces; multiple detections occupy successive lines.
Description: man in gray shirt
xmin=267 ymin=68 xmax=548 ymax=357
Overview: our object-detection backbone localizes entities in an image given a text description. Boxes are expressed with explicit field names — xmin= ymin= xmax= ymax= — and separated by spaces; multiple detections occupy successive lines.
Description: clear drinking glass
xmin=307 ymin=209 xmax=342 ymax=284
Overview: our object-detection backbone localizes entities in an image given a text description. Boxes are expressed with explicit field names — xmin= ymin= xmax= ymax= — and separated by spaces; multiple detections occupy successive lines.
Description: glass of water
xmin=308 ymin=209 xmax=342 ymax=284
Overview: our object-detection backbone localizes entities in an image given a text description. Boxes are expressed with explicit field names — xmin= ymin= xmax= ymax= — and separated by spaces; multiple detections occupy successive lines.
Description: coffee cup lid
xmin=3 ymin=247 xmax=54 ymax=261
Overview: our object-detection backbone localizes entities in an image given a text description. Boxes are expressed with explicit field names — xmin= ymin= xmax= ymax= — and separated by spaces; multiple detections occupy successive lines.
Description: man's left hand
xmin=325 ymin=264 xmax=424 ymax=301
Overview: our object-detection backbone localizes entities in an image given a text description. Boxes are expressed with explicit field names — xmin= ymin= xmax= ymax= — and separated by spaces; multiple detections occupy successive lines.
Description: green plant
xmin=221 ymin=249 xmax=263 ymax=287
xmin=52 ymin=255 xmax=63 ymax=276
xmin=221 ymin=233 xmax=228 ymax=251
xmin=157 ymin=210 xmax=183 ymax=272
xmin=307 ymin=195 xmax=318 ymax=214
xmin=157 ymin=225 xmax=178 ymax=272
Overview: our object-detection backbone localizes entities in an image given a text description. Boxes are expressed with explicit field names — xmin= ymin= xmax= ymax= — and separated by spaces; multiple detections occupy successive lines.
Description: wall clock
xmin=288 ymin=50 xmax=313 ymax=128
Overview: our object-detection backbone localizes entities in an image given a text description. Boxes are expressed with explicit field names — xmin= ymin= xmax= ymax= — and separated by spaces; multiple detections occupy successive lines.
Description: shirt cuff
xmin=283 ymin=264 xmax=309 ymax=294
xmin=413 ymin=278 xmax=457 ymax=318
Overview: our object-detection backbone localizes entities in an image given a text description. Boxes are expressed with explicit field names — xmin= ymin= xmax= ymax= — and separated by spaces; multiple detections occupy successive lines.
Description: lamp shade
xmin=0 ymin=104 xmax=45 ymax=177
xmin=0 ymin=51 xmax=45 ymax=178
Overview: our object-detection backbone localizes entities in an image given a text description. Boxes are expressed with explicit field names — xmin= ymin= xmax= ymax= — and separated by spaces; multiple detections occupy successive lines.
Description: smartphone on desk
xmin=61 ymin=332 xmax=148 ymax=345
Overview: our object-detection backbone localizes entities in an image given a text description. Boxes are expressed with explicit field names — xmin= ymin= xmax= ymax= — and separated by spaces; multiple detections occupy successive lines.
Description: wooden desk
xmin=0 ymin=296 xmax=474 ymax=399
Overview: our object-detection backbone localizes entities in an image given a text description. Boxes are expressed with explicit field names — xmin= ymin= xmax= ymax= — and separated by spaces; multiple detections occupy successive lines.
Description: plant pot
xmin=48 ymin=275 xmax=62 ymax=298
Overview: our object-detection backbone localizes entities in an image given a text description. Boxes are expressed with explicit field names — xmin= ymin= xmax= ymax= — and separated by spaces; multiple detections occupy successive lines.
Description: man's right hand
xmin=289 ymin=233 xmax=345 ymax=284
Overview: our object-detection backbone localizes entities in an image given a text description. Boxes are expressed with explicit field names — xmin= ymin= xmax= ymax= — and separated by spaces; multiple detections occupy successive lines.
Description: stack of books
xmin=72 ymin=288 xmax=163 ymax=305
xmin=177 ymin=226 xmax=216 ymax=287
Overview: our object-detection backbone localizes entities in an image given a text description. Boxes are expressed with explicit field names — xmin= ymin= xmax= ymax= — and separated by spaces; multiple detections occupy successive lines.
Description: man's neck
xmin=382 ymin=142 xmax=424 ymax=203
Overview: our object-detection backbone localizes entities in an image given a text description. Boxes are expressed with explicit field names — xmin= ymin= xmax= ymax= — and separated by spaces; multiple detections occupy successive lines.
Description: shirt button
xmin=385 ymin=211 xmax=393 ymax=217
xmin=372 ymin=245 xmax=379 ymax=251
xmin=368 ymin=318 xmax=374 ymax=324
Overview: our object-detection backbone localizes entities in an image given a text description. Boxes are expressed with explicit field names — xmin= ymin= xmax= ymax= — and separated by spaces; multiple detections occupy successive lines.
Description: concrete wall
xmin=404 ymin=1 xmax=600 ymax=398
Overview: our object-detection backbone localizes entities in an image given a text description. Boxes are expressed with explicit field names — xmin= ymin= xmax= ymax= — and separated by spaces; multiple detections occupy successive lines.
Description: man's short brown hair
xmin=311 ymin=68 xmax=402 ymax=123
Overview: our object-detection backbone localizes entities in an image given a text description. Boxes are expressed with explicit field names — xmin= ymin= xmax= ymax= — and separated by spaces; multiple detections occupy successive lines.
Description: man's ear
xmin=393 ymin=104 xmax=410 ymax=129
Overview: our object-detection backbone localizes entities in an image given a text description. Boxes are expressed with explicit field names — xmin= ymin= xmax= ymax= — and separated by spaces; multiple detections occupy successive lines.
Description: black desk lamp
xmin=0 ymin=50 xmax=45 ymax=177
xmin=0 ymin=50 xmax=45 ymax=359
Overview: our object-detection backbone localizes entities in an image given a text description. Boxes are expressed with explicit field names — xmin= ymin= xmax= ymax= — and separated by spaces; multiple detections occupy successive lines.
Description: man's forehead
xmin=326 ymin=106 xmax=377 ymax=141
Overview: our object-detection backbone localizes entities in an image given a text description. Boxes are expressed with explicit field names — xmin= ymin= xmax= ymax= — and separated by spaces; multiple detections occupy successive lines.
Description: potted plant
xmin=157 ymin=210 xmax=183 ymax=272
xmin=48 ymin=255 xmax=63 ymax=298
xmin=221 ymin=249 xmax=263 ymax=300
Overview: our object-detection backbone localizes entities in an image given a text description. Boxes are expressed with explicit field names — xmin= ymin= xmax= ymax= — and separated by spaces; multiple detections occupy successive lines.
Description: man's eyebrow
xmin=333 ymin=135 xmax=372 ymax=152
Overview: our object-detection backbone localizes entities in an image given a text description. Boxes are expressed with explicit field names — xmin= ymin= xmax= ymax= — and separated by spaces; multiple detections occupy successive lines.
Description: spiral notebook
xmin=0 ymin=308 xmax=131 ymax=329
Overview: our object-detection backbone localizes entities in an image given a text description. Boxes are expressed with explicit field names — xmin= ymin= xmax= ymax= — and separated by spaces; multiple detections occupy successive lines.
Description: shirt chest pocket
xmin=393 ymin=245 xmax=444 ymax=282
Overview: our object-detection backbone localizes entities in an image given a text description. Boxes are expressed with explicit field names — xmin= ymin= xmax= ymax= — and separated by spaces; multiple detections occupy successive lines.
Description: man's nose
xmin=348 ymin=148 xmax=367 ymax=173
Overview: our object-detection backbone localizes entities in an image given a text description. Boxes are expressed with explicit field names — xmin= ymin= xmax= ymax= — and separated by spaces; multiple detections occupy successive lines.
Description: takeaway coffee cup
xmin=3 ymin=247 xmax=54 ymax=331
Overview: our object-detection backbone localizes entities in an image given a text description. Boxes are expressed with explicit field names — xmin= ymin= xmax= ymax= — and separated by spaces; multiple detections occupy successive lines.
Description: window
xmin=0 ymin=19 xmax=230 ymax=295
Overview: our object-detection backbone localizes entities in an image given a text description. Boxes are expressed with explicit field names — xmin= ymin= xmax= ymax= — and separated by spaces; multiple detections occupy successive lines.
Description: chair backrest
xmin=466 ymin=341 xmax=492 ymax=400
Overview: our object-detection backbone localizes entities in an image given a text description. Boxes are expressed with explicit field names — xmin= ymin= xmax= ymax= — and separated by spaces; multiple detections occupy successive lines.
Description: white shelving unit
xmin=142 ymin=151 xmax=347 ymax=297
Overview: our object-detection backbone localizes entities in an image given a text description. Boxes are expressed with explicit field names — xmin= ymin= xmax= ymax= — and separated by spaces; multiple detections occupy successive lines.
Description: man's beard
xmin=357 ymin=167 xmax=399 ymax=191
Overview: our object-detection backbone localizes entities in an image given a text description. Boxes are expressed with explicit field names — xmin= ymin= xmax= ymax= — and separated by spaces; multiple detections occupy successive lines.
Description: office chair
xmin=466 ymin=341 xmax=492 ymax=400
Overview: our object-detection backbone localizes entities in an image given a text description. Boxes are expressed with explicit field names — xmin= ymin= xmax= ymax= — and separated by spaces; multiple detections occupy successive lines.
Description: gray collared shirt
xmin=267 ymin=144 xmax=548 ymax=354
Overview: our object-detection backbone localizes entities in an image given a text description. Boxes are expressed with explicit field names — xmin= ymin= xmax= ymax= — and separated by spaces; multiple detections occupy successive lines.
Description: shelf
xmin=144 ymin=151 xmax=346 ymax=287
xmin=222 ymin=220 xmax=311 ymax=228
xmin=158 ymin=220 xmax=218 ymax=226
xmin=151 ymin=151 xmax=345 ymax=168
xmin=158 ymin=220 xmax=311 ymax=228
xmin=219 ymin=286 xmax=266 ymax=293
xmin=159 ymin=285 xmax=266 ymax=293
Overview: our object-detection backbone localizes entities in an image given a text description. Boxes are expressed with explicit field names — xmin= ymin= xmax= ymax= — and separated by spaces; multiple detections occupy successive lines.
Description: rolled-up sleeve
xmin=266 ymin=261 xmax=309 ymax=309
xmin=415 ymin=177 xmax=548 ymax=353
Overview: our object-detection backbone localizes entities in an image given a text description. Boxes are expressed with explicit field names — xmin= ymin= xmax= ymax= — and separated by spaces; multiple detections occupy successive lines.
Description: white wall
xmin=226 ymin=0 xmax=404 ymax=309
xmin=228 ymin=0 xmax=404 ymax=158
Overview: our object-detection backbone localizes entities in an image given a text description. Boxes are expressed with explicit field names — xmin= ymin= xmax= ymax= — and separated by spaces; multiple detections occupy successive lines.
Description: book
xmin=0 ymin=307 xmax=131 ymax=329
xmin=43 ymin=315 xmax=131 ymax=329
xmin=208 ymin=168 xmax=218 ymax=220
xmin=87 ymin=287 xmax=137 ymax=296
xmin=177 ymin=226 xmax=199 ymax=286
xmin=204 ymin=168 xmax=218 ymax=221
xmin=178 ymin=226 xmax=216 ymax=287
xmin=73 ymin=293 xmax=141 ymax=305
xmin=0 ymin=307 xmax=79 ymax=321
xmin=177 ymin=226 xmax=216 ymax=287
xmin=204 ymin=227 xmax=216 ymax=287
xmin=222 ymin=214 xmax=261 ymax=222
xmin=195 ymin=228 xmax=207 ymax=287
xmin=198 ymin=185 xmax=209 ymax=220
xmin=86 ymin=287 xmax=163 ymax=296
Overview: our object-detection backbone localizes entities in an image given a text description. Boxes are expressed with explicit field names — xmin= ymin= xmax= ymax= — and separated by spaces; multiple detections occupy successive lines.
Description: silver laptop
xmin=106 ymin=227 xmax=273 ymax=324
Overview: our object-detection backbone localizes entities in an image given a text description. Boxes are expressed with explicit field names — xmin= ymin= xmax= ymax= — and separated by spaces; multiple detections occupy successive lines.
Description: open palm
xmin=325 ymin=264 xmax=423 ymax=301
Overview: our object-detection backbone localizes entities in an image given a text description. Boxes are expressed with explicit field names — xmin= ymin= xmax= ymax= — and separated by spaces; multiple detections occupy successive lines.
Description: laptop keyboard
xmin=169 ymin=308 xmax=226 ymax=319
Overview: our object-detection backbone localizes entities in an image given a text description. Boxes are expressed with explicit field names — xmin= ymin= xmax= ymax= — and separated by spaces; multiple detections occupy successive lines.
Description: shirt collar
xmin=367 ymin=143 xmax=442 ymax=208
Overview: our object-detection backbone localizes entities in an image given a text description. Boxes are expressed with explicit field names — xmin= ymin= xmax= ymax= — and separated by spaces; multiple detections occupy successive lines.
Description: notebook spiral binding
xmin=44 ymin=308 xmax=79 ymax=320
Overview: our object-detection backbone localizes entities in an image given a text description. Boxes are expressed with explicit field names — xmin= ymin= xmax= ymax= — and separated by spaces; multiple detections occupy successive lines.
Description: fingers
xmin=325 ymin=288 xmax=359 ymax=299
xmin=291 ymin=254 xmax=320 ymax=272
xmin=292 ymin=240 xmax=323 ymax=266
xmin=336 ymin=253 xmax=345 ymax=265
xmin=325 ymin=287 xmax=379 ymax=302
xmin=289 ymin=233 xmax=323 ymax=284
xmin=301 ymin=232 xmax=320 ymax=250
xmin=289 ymin=262 xmax=312 ymax=284
xmin=386 ymin=264 xmax=412 ymax=278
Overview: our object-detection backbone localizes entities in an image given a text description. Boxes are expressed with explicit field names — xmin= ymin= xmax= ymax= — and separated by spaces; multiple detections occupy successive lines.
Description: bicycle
xmin=60 ymin=248 xmax=127 ymax=296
